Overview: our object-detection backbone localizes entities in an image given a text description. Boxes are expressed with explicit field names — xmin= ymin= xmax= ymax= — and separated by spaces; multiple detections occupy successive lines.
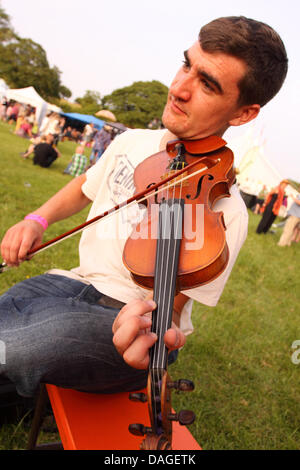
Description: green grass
xmin=0 ymin=120 xmax=300 ymax=450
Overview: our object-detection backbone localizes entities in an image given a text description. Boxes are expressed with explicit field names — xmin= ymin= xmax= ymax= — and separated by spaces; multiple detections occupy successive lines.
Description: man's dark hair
xmin=199 ymin=16 xmax=288 ymax=107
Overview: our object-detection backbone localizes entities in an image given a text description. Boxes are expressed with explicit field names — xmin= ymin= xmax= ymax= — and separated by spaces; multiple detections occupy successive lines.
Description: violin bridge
xmin=161 ymin=170 xmax=189 ymax=187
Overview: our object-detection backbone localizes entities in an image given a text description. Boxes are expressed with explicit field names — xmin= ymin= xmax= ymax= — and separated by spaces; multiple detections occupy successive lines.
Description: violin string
xmin=151 ymin=164 xmax=177 ymax=427
xmin=153 ymin=175 xmax=169 ymax=369
xmin=151 ymin=166 xmax=174 ymax=422
xmin=160 ymin=165 xmax=184 ymax=370
xmin=151 ymin=181 xmax=169 ymax=426
xmin=154 ymin=163 xmax=185 ymax=371
xmin=158 ymin=170 xmax=175 ymax=369
xmin=156 ymin=174 xmax=173 ymax=370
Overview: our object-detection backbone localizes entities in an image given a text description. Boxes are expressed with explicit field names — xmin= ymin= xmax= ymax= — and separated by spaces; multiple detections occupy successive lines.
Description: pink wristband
xmin=24 ymin=213 xmax=48 ymax=230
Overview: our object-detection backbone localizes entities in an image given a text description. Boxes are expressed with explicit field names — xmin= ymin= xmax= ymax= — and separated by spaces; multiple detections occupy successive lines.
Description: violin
xmin=123 ymin=135 xmax=235 ymax=450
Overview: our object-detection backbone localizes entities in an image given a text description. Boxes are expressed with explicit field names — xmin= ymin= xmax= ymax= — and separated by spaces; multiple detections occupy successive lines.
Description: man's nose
xmin=170 ymin=71 xmax=193 ymax=102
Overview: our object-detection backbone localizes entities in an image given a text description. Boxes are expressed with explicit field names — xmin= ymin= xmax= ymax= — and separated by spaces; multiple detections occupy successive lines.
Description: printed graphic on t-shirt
xmin=101 ymin=153 xmax=145 ymax=238
xmin=107 ymin=154 xmax=136 ymax=205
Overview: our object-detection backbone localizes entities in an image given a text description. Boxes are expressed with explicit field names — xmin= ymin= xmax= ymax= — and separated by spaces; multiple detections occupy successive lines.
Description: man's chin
xmin=162 ymin=115 xmax=188 ymax=139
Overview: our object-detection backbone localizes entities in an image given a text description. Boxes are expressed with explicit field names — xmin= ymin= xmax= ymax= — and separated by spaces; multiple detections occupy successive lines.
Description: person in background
xmin=0 ymin=96 xmax=8 ymax=121
xmin=14 ymin=109 xmax=26 ymax=134
xmin=291 ymin=222 xmax=300 ymax=243
xmin=278 ymin=193 xmax=300 ymax=246
xmin=39 ymin=112 xmax=52 ymax=135
xmin=256 ymin=180 xmax=289 ymax=234
xmin=33 ymin=134 xmax=61 ymax=168
xmin=8 ymin=101 xmax=19 ymax=124
xmin=15 ymin=117 xmax=33 ymax=139
xmin=64 ymin=145 xmax=87 ymax=177
xmin=253 ymin=185 xmax=268 ymax=214
xmin=57 ymin=117 xmax=66 ymax=142
xmin=89 ymin=125 xmax=112 ymax=166
xmin=45 ymin=113 xmax=61 ymax=145
xmin=82 ymin=122 xmax=95 ymax=147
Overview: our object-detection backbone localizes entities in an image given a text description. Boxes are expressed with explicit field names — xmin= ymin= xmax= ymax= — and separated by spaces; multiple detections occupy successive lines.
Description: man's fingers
xmin=112 ymin=298 xmax=185 ymax=370
xmin=2 ymin=230 xmax=21 ymax=266
xmin=112 ymin=299 xmax=156 ymax=333
xmin=0 ymin=220 xmax=44 ymax=266
xmin=113 ymin=314 xmax=152 ymax=355
xmin=122 ymin=332 xmax=157 ymax=370
xmin=164 ymin=327 xmax=186 ymax=351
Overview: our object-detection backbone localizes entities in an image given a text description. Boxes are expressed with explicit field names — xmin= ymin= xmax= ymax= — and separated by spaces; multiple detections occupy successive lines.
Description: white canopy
xmin=227 ymin=129 xmax=298 ymax=215
xmin=0 ymin=78 xmax=9 ymax=98
xmin=236 ymin=144 xmax=283 ymax=196
xmin=5 ymin=86 xmax=61 ymax=128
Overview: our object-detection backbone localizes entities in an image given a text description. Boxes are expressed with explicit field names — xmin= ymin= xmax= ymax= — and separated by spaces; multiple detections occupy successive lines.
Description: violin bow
xmin=0 ymin=157 xmax=212 ymax=274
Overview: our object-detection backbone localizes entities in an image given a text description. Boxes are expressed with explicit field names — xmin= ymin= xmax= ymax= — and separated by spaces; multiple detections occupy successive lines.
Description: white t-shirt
xmin=49 ymin=129 xmax=248 ymax=335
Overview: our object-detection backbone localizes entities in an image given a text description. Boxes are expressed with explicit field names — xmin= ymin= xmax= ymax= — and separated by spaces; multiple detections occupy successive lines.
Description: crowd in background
xmin=0 ymin=97 xmax=119 ymax=175
xmin=240 ymin=180 xmax=300 ymax=246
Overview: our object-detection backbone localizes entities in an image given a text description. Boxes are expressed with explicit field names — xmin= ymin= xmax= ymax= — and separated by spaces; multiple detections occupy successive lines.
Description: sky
xmin=2 ymin=0 xmax=300 ymax=181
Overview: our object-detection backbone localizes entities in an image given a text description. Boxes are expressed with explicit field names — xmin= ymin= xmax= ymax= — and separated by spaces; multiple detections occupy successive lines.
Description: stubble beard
xmin=162 ymin=103 xmax=190 ymax=139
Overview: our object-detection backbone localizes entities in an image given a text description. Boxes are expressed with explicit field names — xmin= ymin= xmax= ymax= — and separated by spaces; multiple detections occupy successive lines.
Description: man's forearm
xmin=30 ymin=174 xmax=91 ymax=225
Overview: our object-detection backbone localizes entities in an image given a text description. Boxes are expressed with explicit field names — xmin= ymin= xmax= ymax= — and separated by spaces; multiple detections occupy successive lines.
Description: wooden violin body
xmin=123 ymin=136 xmax=234 ymax=291
xmin=124 ymin=136 xmax=235 ymax=450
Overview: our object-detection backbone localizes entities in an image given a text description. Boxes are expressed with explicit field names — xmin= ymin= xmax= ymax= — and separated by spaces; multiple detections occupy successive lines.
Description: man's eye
xmin=201 ymin=79 xmax=213 ymax=91
xmin=182 ymin=59 xmax=190 ymax=69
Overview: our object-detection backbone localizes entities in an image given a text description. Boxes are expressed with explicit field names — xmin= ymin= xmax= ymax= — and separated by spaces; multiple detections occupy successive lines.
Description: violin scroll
xmin=128 ymin=373 xmax=196 ymax=450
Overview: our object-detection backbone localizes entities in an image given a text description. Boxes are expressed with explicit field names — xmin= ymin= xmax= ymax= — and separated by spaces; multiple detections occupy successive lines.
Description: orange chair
xmin=28 ymin=384 xmax=201 ymax=450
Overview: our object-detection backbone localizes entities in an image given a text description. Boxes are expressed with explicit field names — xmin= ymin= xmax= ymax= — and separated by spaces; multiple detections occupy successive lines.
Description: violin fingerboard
xmin=150 ymin=198 xmax=184 ymax=371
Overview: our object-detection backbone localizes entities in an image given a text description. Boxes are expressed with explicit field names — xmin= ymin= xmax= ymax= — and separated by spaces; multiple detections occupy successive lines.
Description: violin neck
xmin=150 ymin=198 xmax=184 ymax=371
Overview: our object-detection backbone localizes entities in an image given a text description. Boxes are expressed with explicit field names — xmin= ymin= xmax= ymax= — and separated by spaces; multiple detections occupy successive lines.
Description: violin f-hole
xmin=186 ymin=173 xmax=214 ymax=201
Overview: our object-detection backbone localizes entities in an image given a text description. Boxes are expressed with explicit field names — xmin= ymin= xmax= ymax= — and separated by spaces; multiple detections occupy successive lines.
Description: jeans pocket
xmin=73 ymin=284 xmax=102 ymax=304
xmin=0 ymin=294 xmax=31 ymax=316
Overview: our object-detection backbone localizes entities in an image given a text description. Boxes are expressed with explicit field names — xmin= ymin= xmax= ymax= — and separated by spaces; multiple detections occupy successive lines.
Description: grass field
xmin=0 ymin=120 xmax=299 ymax=450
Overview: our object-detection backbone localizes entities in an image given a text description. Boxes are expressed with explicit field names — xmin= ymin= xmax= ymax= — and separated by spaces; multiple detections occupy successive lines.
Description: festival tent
xmin=95 ymin=109 xmax=117 ymax=121
xmin=226 ymin=126 xmax=283 ymax=196
xmin=5 ymin=86 xmax=61 ymax=128
xmin=62 ymin=112 xmax=105 ymax=130
xmin=236 ymin=144 xmax=283 ymax=196
xmin=0 ymin=78 xmax=9 ymax=99
xmin=61 ymin=112 xmax=128 ymax=136
xmin=227 ymin=129 xmax=298 ymax=214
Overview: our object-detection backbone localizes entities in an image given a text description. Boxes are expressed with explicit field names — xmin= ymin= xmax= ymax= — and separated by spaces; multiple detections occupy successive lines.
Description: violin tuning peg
xmin=128 ymin=423 xmax=152 ymax=436
xmin=168 ymin=379 xmax=195 ymax=392
xmin=129 ymin=392 xmax=147 ymax=403
xmin=168 ymin=410 xmax=196 ymax=426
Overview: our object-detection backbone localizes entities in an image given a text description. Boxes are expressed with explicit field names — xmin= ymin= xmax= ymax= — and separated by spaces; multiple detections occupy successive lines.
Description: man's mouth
xmin=169 ymin=96 xmax=186 ymax=116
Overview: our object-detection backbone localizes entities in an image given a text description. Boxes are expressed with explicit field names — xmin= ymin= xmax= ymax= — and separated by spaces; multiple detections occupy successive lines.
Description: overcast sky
xmin=2 ymin=0 xmax=299 ymax=180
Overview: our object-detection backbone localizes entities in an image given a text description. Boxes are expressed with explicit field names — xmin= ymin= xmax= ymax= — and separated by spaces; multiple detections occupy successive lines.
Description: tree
xmin=102 ymin=81 xmax=169 ymax=128
xmin=0 ymin=4 xmax=71 ymax=101
xmin=75 ymin=90 xmax=101 ymax=107
xmin=59 ymin=85 xmax=72 ymax=99
xmin=0 ymin=5 xmax=16 ymax=43
xmin=74 ymin=90 xmax=102 ymax=114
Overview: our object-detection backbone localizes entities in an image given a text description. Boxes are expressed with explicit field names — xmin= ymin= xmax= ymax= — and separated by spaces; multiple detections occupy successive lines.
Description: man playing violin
xmin=0 ymin=17 xmax=287 ymax=399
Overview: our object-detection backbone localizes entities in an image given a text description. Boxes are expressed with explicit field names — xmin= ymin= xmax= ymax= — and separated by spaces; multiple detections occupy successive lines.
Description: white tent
xmin=5 ymin=86 xmax=61 ymax=128
xmin=236 ymin=144 xmax=283 ymax=196
xmin=227 ymin=129 xmax=298 ymax=215
xmin=227 ymin=126 xmax=283 ymax=196
xmin=0 ymin=78 xmax=9 ymax=99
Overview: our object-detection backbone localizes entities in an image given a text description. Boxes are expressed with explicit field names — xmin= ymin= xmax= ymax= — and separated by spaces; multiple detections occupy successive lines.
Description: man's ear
xmin=229 ymin=104 xmax=260 ymax=127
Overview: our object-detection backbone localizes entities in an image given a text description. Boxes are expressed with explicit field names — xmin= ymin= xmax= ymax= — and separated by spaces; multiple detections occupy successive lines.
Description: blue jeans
xmin=0 ymin=274 xmax=177 ymax=397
